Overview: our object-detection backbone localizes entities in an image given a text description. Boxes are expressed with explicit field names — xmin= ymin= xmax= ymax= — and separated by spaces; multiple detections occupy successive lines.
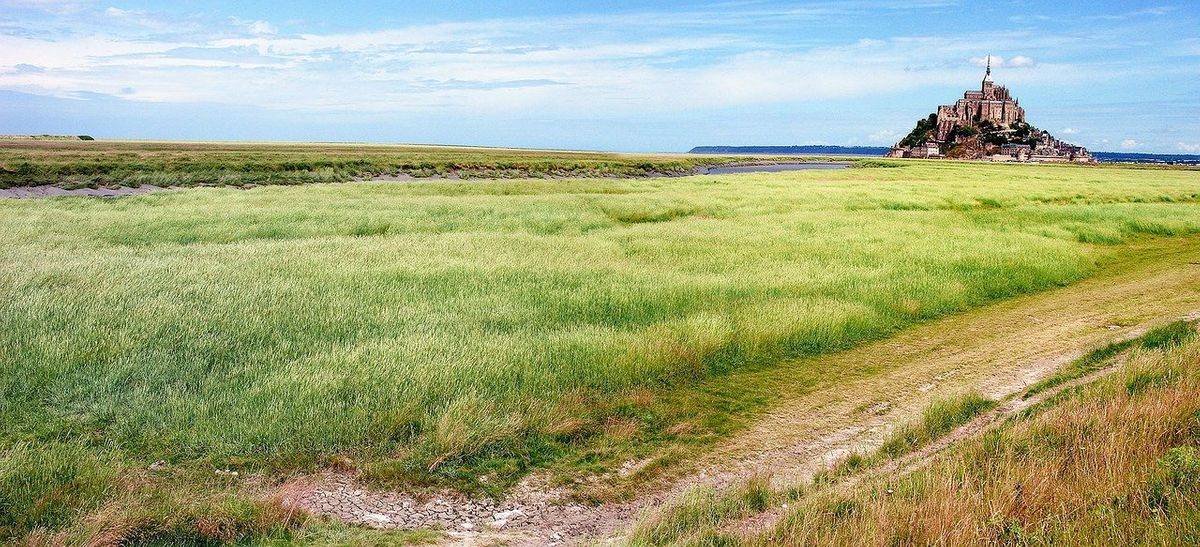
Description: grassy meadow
xmin=0 ymin=140 xmax=745 ymax=188
xmin=2 ymin=159 xmax=1200 ymax=542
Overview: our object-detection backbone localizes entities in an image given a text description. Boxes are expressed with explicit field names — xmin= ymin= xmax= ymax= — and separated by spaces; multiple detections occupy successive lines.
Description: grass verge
xmin=629 ymin=477 xmax=775 ymax=546
xmin=818 ymin=393 xmax=996 ymax=483
xmin=1023 ymin=318 xmax=1199 ymax=398
xmin=630 ymin=392 xmax=998 ymax=545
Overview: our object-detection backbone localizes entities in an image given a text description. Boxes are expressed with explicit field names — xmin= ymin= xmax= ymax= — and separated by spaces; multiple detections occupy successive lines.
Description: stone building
xmin=897 ymin=142 xmax=941 ymax=158
xmin=935 ymin=58 xmax=1026 ymax=141
xmin=997 ymin=143 xmax=1031 ymax=162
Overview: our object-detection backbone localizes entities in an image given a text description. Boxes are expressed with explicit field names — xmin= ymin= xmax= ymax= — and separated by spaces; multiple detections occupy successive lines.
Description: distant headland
xmin=0 ymin=134 xmax=94 ymax=141
xmin=1091 ymin=152 xmax=1200 ymax=165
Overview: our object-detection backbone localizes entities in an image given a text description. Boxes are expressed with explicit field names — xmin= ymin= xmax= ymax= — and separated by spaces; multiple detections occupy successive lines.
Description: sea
xmin=689 ymin=146 xmax=1200 ymax=165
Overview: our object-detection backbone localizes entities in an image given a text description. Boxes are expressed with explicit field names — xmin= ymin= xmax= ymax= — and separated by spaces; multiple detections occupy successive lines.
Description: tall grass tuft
xmin=876 ymin=393 xmax=995 ymax=458
xmin=630 ymin=476 xmax=774 ymax=546
xmin=819 ymin=392 xmax=996 ymax=482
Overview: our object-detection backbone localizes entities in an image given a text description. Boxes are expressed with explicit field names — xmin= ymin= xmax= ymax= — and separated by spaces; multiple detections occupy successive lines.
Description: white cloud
xmin=1060 ymin=127 xmax=1078 ymax=134
xmin=229 ymin=17 xmax=277 ymax=36
xmin=970 ymin=54 xmax=1035 ymax=68
xmin=0 ymin=5 xmax=1167 ymax=116
xmin=1178 ymin=142 xmax=1200 ymax=153
xmin=100 ymin=6 xmax=177 ymax=31
xmin=1089 ymin=5 xmax=1177 ymax=20
xmin=1120 ymin=139 xmax=1141 ymax=149
xmin=0 ymin=34 xmax=183 ymax=70
xmin=1179 ymin=38 xmax=1200 ymax=57
xmin=0 ymin=0 xmax=88 ymax=13
xmin=249 ymin=21 xmax=276 ymax=35
xmin=868 ymin=129 xmax=899 ymax=143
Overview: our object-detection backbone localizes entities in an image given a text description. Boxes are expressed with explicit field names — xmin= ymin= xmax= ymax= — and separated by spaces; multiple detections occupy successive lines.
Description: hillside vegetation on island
xmin=2 ymin=161 xmax=1200 ymax=543
xmin=897 ymin=115 xmax=1062 ymax=159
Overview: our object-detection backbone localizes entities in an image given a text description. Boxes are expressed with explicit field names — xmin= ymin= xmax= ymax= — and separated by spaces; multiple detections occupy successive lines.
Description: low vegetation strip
xmin=630 ymin=477 xmax=776 ymax=546
xmin=817 ymin=393 xmax=996 ymax=482
xmin=0 ymin=140 xmax=746 ymax=188
xmin=1 ymin=161 xmax=1199 ymax=543
xmin=630 ymin=392 xmax=1000 ymax=546
xmin=1023 ymin=319 xmax=1199 ymax=399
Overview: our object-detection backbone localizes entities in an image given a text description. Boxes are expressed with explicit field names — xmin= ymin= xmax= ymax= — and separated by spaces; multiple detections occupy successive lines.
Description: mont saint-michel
xmin=889 ymin=60 xmax=1094 ymax=163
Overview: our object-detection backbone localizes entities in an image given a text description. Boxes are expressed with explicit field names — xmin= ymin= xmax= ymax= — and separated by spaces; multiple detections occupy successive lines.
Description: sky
xmin=1 ymin=0 xmax=1198 ymax=153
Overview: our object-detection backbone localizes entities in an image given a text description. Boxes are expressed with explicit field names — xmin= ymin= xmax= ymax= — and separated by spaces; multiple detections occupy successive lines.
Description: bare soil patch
xmin=0 ymin=184 xmax=168 ymax=198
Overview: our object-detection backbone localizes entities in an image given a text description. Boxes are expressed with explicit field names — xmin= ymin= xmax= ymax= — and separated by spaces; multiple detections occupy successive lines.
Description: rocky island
xmin=889 ymin=59 xmax=1094 ymax=163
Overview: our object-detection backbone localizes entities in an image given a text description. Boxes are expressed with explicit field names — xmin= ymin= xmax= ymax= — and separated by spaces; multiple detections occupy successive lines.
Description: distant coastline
xmin=1091 ymin=152 xmax=1200 ymax=165
xmin=689 ymin=145 xmax=1200 ymax=165
xmin=689 ymin=145 xmax=890 ymax=156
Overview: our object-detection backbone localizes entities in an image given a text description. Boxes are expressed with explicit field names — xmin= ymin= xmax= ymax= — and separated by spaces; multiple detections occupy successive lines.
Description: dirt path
xmin=719 ymin=337 xmax=1179 ymax=539
xmin=281 ymin=237 xmax=1200 ymax=545
xmin=676 ymin=242 xmax=1200 ymax=494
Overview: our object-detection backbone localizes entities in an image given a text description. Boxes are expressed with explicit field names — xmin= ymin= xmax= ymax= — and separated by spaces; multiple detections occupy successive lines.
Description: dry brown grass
xmin=747 ymin=330 xmax=1200 ymax=546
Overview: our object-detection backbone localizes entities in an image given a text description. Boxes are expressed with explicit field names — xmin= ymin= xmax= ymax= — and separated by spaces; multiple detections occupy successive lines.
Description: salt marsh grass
xmin=2 ymin=160 xmax=1199 ymax=542
xmin=0 ymin=140 xmax=736 ymax=188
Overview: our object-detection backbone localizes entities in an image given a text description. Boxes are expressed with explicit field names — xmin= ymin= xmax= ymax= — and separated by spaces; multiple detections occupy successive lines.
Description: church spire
xmin=981 ymin=54 xmax=994 ymax=95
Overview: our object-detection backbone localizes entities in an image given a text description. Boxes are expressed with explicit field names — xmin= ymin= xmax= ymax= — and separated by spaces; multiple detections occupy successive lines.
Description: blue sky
xmin=1 ymin=0 xmax=1198 ymax=153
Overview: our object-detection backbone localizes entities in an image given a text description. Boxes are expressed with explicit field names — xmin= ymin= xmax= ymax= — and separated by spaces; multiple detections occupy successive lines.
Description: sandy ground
xmin=281 ymin=238 xmax=1200 ymax=545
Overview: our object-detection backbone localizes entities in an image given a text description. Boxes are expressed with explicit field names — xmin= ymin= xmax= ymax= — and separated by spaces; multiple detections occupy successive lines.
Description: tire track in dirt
xmin=718 ymin=332 xmax=1186 ymax=539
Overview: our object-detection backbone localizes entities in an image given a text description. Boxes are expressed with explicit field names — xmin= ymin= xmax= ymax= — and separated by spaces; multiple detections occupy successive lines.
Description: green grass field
xmin=0 ymin=140 xmax=748 ymax=188
xmin=2 ymin=158 xmax=1200 ymax=543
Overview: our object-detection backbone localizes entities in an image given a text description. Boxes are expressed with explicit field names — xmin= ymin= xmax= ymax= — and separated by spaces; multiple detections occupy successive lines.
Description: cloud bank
xmin=0 ymin=1 xmax=1197 ymax=150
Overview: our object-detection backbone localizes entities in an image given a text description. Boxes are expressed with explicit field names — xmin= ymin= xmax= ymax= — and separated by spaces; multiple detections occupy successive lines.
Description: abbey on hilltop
xmin=889 ymin=59 xmax=1094 ymax=163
